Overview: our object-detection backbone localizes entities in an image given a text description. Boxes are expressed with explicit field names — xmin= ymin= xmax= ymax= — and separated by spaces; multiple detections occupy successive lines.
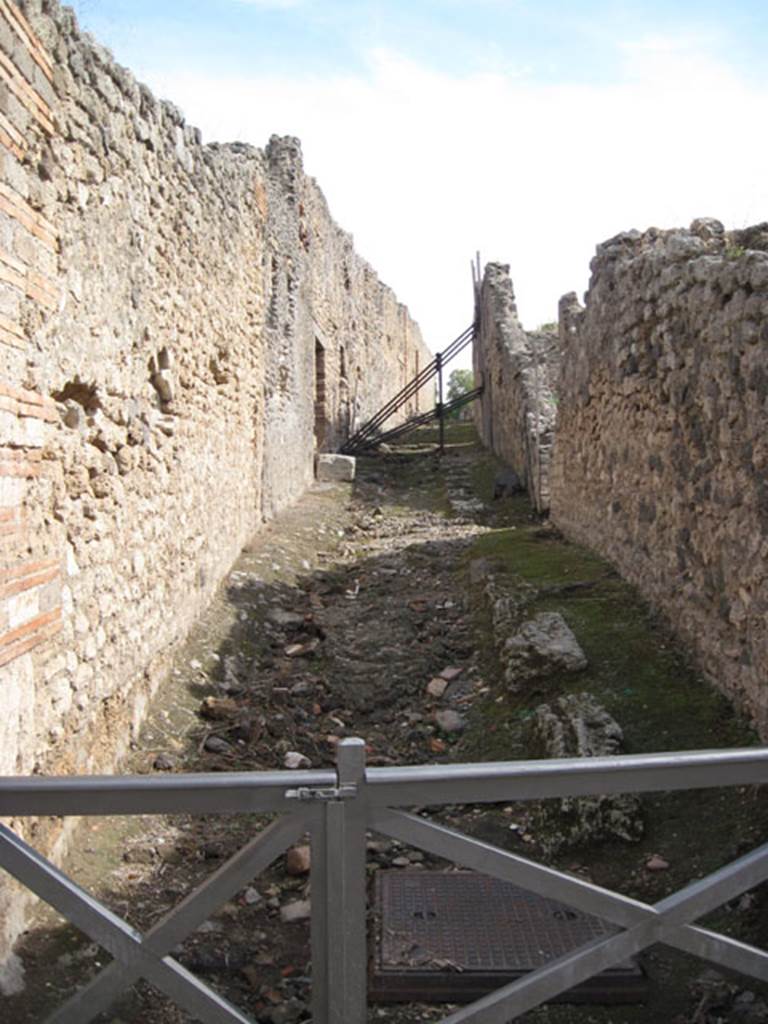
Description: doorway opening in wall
xmin=314 ymin=339 xmax=327 ymax=449
xmin=339 ymin=345 xmax=351 ymax=441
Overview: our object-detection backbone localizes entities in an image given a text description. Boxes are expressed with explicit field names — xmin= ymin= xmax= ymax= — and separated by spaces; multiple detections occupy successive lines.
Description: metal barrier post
xmin=436 ymin=351 xmax=445 ymax=453
xmin=311 ymin=738 xmax=368 ymax=1023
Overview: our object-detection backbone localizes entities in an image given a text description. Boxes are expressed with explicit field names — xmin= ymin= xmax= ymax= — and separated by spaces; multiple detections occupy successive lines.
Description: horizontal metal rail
xmin=3 ymin=746 xmax=766 ymax=818
xmin=364 ymin=745 xmax=768 ymax=805
xmin=0 ymin=768 xmax=337 ymax=817
xmin=1 ymin=740 xmax=766 ymax=1023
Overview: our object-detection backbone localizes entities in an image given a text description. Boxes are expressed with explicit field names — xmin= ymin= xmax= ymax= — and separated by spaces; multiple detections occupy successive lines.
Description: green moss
xmin=464 ymin=516 xmax=754 ymax=759
xmin=451 ymin=429 xmax=768 ymax=1017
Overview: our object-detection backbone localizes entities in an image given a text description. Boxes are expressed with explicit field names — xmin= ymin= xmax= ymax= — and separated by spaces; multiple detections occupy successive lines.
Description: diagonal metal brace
xmin=371 ymin=809 xmax=768 ymax=1023
xmin=0 ymin=813 xmax=311 ymax=1024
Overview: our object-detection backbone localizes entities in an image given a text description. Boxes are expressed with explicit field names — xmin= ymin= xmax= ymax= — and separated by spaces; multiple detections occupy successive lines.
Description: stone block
xmin=316 ymin=453 xmax=355 ymax=482
xmin=530 ymin=693 xmax=644 ymax=853
xmin=502 ymin=611 xmax=587 ymax=688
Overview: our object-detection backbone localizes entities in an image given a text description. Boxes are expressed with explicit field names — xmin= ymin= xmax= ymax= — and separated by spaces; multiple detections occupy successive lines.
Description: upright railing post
xmin=436 ymin=351 xmax=445 ymax=453
xmin=311 ymin=738 xmax=368 ymax=1024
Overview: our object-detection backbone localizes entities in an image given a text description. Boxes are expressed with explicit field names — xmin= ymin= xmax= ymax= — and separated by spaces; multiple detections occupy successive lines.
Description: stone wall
xmin=0 ymin=0 xmax=430 ymax=967
xmin=261 ymin=136 xmax=432 ymax=517
xmin=473 ymin=263 xmax=558 ymax=512
xmin=550 ymin=219 xmax=768 ymax=733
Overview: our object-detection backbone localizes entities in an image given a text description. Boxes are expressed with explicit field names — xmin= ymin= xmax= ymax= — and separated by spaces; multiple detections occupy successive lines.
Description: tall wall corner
xmin=472 ymin=262 xmax=559 ymax=513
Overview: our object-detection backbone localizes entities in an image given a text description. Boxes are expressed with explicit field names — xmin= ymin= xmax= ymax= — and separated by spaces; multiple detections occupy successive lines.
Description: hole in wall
xmin=52 ymin=379 xmax=101 ymax=414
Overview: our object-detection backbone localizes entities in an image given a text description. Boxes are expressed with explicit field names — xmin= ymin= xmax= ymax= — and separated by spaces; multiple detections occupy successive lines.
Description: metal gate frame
xmin=1 ymin=739 xmax=768 ymax=1022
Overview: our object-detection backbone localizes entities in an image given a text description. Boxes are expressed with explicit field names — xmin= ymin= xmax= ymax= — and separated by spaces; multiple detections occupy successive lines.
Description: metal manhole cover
xmin=371 ymin=871 xmax=647 ymax=1004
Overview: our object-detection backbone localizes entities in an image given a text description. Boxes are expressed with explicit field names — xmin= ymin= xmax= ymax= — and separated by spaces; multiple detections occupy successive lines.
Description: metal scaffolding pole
xmin=436 ymin=352 xmax=444 ymax=454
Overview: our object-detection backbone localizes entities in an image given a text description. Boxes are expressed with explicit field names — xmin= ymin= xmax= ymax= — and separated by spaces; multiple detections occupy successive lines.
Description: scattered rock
xmin=203 ymin=735 xmax=233 ymax=755
xmin=426 ymin=677 xmax=448 ymax=699
xmin=243 ymin=887 xmax=262 ymax=905
xmin=439 ymin=666 xmax=463 ymax=682
xmin=534 ymin=692 xmax=624 ymax=758
xmin=284 ymin=751 xmax=311 ymax=770
xmin=646 ymin=854 xmax=670 ymax=872
xmin=284 ymin=639 xmax=319 ymax=658
xmin=530 ymin=693 xmax=643 ymax=853
xmin=199 ymin=696 xmax=240 ymax=720
xmin=484 ymin=574 xmax=537 ymax=641
xmin=267 ymin=607 xmax=305 ymax=628
xmin=280 ymin=899 xmax=311 ymax=923
xmin=503 ymin=612 xmax=587 ymax=687
xmin=286 ymin=845 xmax=311 ymax=876
xmin=435 ymin=709 xmax=467 ymax=734
xmin=152 ymin=752 xmax=177 ymax=771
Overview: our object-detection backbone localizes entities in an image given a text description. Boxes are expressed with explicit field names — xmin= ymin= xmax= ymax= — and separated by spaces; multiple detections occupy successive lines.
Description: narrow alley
xmin=6 ymin=425 xmax=768 ymax=1024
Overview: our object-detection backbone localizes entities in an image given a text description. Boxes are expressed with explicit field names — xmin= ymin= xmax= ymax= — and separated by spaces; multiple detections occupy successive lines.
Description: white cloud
xmin=145 ymin=40 xmax=768 ymax=363
xmin=619 ymin=31 xmax=740 ymax=89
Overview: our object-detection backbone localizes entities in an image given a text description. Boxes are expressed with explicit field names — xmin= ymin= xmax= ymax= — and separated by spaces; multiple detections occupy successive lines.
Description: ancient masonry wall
xmin=472 ymin=263 xmax=558 ymax=512
xmin=0 ymin=0 xmax=430 ymax=963
xmin=549 ymin=219 xmax=768 ymax=733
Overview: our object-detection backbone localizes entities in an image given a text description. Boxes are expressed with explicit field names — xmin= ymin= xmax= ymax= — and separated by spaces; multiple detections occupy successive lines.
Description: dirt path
xmin=5 ymin=425 xmax=768 ymax=1024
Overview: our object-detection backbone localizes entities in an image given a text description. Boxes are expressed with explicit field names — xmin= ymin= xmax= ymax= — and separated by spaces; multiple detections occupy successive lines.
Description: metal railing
xmin=364 ymin=385 xmax=484 ymax=450
xmin=340 ymin=325 xmax=475 ymax=455
xmin=1 ymin=740 xmax=768 ymax=1022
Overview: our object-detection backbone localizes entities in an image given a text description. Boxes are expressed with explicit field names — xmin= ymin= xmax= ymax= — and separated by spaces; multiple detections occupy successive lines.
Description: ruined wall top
xmin=473 ymin=262 xmax=558 ymax=513
xmin=550 ymin=214 xmax=768 ymax=734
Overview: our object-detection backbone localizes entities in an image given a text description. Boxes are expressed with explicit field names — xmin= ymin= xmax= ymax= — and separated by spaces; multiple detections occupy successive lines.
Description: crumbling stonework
xmin=0 ymin=0 xmax=430 ymax=963
xmin=473 ymin=263 xmax=558 ymax=512
xmin=502 ymin=612 xmax=587 ymax=690
xmin=550 ymin=220 xmax=768 ymax=734
xmin=530 ymin=693 xmax=643 ymax=854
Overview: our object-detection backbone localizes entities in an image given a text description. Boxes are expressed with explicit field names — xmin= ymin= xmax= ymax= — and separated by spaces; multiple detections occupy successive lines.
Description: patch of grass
xmin=464 ymin=517 xmax=755 ymax=759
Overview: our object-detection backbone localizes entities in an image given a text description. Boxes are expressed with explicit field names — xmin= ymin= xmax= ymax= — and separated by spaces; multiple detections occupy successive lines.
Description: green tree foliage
xmin=447 ymin=368 xmax=474 ymax=401
xmin=445 ymin=368 xmax=475 ymax=418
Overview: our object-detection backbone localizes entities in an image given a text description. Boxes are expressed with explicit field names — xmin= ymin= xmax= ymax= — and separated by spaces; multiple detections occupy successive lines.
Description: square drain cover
xmin=371 ymin=871 xmax=647 ymax=1004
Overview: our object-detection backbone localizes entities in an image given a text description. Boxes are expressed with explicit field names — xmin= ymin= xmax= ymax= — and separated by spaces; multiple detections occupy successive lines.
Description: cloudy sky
xmin=72 ymin=0 xmax=768 ymax=360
